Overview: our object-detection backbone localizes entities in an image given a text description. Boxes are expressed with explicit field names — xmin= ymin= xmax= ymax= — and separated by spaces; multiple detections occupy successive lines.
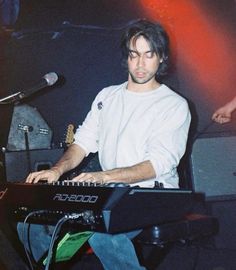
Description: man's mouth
xmin=135 ymin=71 xmax=146 ymax=78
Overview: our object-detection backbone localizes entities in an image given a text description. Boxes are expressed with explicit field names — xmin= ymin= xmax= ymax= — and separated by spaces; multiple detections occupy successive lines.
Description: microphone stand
xmin=0 ymin=92 xmax=33 ymax=179
xmin=0 ymin=73 xmax=58 ymax=180
xmin=0 ymin=92 xmax=22 ymax=105
xmin=23 ymin=125 xmax=33 ymax=175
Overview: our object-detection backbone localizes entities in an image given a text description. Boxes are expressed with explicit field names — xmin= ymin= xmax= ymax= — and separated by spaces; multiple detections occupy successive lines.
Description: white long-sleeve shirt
xmin=74 ymin=82 xmax=191 ymax=188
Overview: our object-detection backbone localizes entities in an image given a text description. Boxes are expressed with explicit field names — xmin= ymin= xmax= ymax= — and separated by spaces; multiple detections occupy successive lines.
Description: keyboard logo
xmin=53 ymin=193 xmax=98 ymax=203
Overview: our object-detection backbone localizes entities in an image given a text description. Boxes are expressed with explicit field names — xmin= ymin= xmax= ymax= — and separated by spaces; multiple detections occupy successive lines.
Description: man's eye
xmin=129 ymin=51 xmax=138 ymax=58
xmin=146 ymin=52 xmax=154 ymax=58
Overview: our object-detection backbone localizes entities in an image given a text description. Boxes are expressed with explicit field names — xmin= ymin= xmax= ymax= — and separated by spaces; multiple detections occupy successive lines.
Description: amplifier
xmin=4 ymin=148 xmax=64 ymax=182
xmin=190 ymin=134 xmax=236 ymax=200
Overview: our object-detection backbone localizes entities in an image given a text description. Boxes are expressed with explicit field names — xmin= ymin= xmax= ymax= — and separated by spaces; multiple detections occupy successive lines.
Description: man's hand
xmin=71 ymin=171 xmax=108 ymax=184
xmin=71 ymin=160 xmax=156 ymax=185
xmin=212 ymin=97 xmax=236 ymax=124
xmin=25 ymin=168 xmax=61 ymax=184
xmin=212 ymin=107 xmax=232 ymax=124
xmin=25 ymin=144 xmax=86 ymax=184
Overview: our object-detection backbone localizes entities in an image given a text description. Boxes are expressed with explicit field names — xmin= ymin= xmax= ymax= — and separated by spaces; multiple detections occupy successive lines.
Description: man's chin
xmin=132 ymin=78 xmax=151 ymax=84
xmin=129 ymin=73 xmax=155 ymax=85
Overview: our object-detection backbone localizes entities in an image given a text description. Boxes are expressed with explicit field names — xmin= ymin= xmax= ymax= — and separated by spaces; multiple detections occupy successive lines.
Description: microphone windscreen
xmin=43 ymin=72 xmax=58 ymax=86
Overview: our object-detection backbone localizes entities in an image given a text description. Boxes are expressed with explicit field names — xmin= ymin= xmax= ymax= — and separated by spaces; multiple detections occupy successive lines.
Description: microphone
xmin=18 ymin=72 xmax=58 ymax=99
xmin=0 ymin=72 xmax=58 ymax=104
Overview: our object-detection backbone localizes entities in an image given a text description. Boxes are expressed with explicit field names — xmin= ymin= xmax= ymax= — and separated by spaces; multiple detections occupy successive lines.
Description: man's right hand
xmin=25 ymin=167 xmax=61 ymax=184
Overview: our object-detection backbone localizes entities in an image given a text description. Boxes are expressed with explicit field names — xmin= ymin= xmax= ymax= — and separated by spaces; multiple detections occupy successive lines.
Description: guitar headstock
xmin=65 ymin=124 xmax=75 ymax=146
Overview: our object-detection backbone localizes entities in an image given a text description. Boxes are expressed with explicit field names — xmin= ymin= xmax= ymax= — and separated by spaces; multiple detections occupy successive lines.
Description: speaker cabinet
xmin=4 ymin=148 xmax=64 ymax=182
xmin=190 ymin=134 xmax=236 ymax=200
xmin=207 ymin=199 xmax=236 ymax=249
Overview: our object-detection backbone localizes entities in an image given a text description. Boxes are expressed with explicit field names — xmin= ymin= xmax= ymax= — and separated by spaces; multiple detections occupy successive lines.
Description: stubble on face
xmin=127 ymin=36 xmax=161 ymax=91
xmin=129 ymin=69 xmax=156 ymax=85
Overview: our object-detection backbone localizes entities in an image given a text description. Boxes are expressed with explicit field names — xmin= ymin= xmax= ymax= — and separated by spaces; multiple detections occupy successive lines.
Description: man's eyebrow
xmin=128 ymin=49 xmax=153 ymax=54
xmin=129 ymin=49 xmax=138 ymax=53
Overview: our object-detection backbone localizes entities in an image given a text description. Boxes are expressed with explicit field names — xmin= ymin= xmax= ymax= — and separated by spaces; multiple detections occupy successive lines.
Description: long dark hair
xmin=120 ymin=19 xmax=170 ymax=78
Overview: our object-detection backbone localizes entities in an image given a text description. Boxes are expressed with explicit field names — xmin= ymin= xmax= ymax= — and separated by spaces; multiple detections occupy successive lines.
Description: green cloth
xmin=43 ymin=231 xmax=94 ymax=264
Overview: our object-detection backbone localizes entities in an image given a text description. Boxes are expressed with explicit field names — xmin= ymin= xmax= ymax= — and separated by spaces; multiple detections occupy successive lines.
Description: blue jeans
xmin=88 ymin=231 xmax=145 ymax=270
xmin=17 ymin=223 xmax=54 ymax=262
xmin=17 ymin=223 xmax=146 ymax=270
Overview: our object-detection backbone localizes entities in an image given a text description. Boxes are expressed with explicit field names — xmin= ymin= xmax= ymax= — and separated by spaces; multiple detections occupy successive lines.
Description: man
xmin=21 ymin=19 xmax=191 ymax=269
xmin=212 ymin=96 xmax=236 ymax=124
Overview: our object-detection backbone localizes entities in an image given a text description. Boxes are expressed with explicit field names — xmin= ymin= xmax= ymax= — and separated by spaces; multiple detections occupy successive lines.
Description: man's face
xmin=127 ymin=36 xmax=162 ymax=86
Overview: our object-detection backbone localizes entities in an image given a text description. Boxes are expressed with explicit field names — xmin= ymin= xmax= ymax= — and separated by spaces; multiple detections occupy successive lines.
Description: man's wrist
xmin=51 ymin=166 xmax=62 ymax=177
xmin=102 ymin=168 xmax=129 ymax=184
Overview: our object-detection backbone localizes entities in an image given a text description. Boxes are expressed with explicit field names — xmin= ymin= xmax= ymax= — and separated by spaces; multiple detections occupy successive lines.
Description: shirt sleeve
xmin=73 ymin=94 xmax=101 ymax=156
xmin=145 ymin=99 xmax=191 ymax=178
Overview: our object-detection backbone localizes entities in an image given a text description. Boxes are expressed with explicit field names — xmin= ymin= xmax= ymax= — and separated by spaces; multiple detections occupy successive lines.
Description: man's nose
xmin=137 ymin=55 xmax=145 ymax=67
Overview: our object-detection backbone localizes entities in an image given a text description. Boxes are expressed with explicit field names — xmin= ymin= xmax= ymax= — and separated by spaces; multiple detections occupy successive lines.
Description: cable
xmin=44 ymin=213 xmax=83 ymax=270
xmin=21 ymin=211 xmax=83 ymax=270
xmin=22 ymin=210 xmax=47 ymax=270
xmin=10 ymin=18 xmax=143 ymax=41
xmin=61 ymin=19 xmax=141 ymax=31
xmin=44 ymin=216 xmax=68 ymax=270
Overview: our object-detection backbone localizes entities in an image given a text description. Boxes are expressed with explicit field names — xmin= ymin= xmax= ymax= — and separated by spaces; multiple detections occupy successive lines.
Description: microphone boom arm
xmin=0 ymin=72 xmax=58 ymax=105
xmin=0 ymin=91 xmax=22 ymax=104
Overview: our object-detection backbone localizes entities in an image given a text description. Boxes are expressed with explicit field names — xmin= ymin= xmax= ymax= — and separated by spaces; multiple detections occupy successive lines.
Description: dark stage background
xmin=0 ymin=1 xmax=236 ymax=269
xmin=1 ymin=0 xmax=236 ymax=147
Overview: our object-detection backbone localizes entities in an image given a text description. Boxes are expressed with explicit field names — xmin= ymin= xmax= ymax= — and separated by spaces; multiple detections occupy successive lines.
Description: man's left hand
xmin=71 ymin=171 xmax=107 ymax=184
